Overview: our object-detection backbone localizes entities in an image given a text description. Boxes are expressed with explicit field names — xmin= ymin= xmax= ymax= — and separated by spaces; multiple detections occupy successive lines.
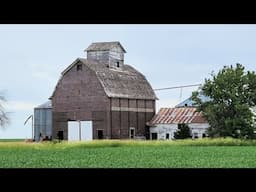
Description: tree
xmin=0 ymin=94 xmax=9 ymax=127
xmin=192 ymin=63 xmax=256 ymax=139
xmin=174 ymin=123 xmax=191 ymax=139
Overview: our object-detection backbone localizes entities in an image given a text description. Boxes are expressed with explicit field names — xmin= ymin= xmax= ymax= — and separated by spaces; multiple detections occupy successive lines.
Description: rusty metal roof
xmin=149 ymin=107 xmax=207 ymax=125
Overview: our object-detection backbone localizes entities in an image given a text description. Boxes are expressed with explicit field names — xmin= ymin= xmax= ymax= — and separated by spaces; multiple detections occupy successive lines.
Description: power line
xmin=154 ymin=84 xmax=201 ymax=91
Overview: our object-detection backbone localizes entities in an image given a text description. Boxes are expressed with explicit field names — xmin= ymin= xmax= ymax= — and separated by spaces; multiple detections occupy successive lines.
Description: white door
xmin=81 ymin=121 xmax=93 ymax=141
xmin=68 ymin=121 xmax=79 ymax=141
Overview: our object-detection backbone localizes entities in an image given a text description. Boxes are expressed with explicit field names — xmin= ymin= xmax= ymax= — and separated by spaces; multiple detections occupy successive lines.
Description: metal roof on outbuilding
xmin=149 ymin=107 xmax=207 ymax=125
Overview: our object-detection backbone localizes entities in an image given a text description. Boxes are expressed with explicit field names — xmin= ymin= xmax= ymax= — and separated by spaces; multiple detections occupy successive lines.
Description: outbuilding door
xmin=151 ymin=133 xmax=158 ymax=140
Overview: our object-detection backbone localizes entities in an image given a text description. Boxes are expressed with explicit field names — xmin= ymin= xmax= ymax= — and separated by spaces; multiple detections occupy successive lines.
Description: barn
xmin=148 ymin=107 xmax=209 ymax=140
xmin=49 ymin=41 xmax=157 ymax=140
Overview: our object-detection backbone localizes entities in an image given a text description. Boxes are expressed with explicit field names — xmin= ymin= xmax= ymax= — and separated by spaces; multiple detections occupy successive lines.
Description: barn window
xmin=77 ymin=64 xmax=82 ymax=71
xmin=166 ymin=133 xmax=169 ymax=140
xmin=130 ymin=127 xmax=135 ymax=139
xmin=116 ymin=61 xmax=120 ymax=68
xmin=57 ymin=131 xmax=64 ymax=140
xmin=97 ymin=130 xmax=104 ymax=139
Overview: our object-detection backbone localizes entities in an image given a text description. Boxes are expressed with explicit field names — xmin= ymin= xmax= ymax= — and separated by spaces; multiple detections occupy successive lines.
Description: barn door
xmin=68 ymin=121 xmax=79 ymax=141
xmin=80 ymin=121 xmax=93 ymax=140
xmin=68 ymin=121 xmax=93 ymax=141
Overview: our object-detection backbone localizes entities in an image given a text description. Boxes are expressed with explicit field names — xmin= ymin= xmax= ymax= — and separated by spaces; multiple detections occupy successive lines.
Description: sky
xmin=1 ymin=24 xmax=256 ymax=138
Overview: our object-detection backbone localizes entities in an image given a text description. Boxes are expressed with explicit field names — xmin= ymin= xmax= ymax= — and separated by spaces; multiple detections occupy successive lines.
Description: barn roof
xmin=35 ymin=100 xmax=52 ymax=109
xmin=85 ymin=41 xmax=126 ymax=53
xmin=149 ymin=107 xmax=207 ymax=125
xmin=50 ymin=58 xmax=157 ymax=100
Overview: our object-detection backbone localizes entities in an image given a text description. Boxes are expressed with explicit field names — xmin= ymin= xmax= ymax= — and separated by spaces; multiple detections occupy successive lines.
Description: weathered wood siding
xmin=52 ymin=61 xmax=155 ymax=140
xmin=52 ymin=61 xmax=110 ymax=140
xmin=87 ymin=50 xmax=110 ymax=65
xmin=87 ymin=45 xmax=124 ymax=68
xmin=109 ymin=46 xmax=124 ymax=68
xmin=110 ymin=98 xmax=155 ymax=139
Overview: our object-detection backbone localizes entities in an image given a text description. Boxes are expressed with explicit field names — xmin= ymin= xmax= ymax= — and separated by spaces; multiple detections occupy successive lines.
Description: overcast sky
xmin=1 ymin=24 xmax=256 ymax=138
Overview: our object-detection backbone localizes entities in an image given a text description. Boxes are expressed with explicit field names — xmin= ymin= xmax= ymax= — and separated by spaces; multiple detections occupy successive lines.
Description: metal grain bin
xmin=34 ymin=100 xmax=52 ymax=141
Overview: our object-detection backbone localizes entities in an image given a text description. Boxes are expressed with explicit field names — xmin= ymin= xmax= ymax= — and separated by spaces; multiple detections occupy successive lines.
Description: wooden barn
xmin=50 ymin=41 xmax=157 ymax=140
xmin=148 ymin=107 xmax=209 ymax=140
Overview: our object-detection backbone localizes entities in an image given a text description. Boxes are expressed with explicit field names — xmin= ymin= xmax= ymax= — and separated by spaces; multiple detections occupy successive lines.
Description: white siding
xmin=150 ymin=124 xmax=178 ymax=140
xmin=150 ymin=123 xmax=209 ymax=140
xmin=189 ymin=123 xmax=209 ymax=139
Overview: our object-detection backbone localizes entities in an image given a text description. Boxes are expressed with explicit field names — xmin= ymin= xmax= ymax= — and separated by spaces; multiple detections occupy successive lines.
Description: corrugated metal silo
xmin=34 ymin=100 xmax=52 ymax=141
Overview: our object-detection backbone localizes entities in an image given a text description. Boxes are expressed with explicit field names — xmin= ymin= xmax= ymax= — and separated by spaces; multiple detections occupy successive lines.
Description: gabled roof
xmin=85 ymin=41 xmax=127 ymax=53
xmin=149 ymin=107 xmax=207 ymax=125
xmin=50 ymin=58 xmax=157 ymax=100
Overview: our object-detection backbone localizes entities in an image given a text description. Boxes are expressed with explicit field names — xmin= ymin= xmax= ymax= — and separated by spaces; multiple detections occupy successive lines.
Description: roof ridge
xmin=90 ymin=41 xmax=120 ymax=44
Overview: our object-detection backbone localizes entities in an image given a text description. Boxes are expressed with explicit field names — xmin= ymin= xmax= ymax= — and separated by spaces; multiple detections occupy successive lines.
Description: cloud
xmin=31 ymin=71 xmax=59 ymax=89
xmin=31 ymin=71 xmax=52 ymax=80
xmin=2 ymin=101 xmax=37 ymax=111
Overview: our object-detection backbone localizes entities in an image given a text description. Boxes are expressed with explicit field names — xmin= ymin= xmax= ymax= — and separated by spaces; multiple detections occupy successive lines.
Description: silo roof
xmin=35 ymin=100 xmax=52 ymax=109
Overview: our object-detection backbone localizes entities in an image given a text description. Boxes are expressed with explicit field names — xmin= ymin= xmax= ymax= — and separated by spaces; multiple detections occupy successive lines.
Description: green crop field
xmin=0 ymin=139 xmax=25 ymax=142
xmin=0 ymin=138 xmax=256 ymax=168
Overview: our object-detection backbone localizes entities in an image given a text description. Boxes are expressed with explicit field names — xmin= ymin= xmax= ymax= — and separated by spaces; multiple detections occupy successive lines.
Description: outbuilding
xmin=149 ymin=107 xmax=209 ymax=140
